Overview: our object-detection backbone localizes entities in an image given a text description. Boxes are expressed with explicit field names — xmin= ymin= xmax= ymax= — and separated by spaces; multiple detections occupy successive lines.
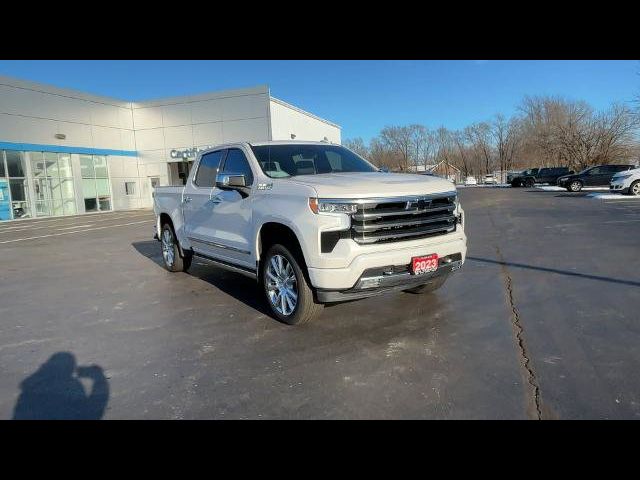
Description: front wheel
xmin=568 ymin=180 xmax=583 ymax=192
xmin=262 ymin=244 xmax=323 ymax=325
xmin=524 ymin=178 xmax=535 ymax=188
xmin=628 ymin=180 xmax=640 ymax=196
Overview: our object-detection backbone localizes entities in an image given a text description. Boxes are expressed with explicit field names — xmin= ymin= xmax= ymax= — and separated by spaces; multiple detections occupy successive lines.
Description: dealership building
xmin=0 ymin=75 xmax=341 ymax=222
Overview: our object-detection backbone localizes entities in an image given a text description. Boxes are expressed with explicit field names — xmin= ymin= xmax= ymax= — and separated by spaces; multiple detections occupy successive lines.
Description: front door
xmin=181 ymin=149 xmax=225 ymax=256
xmin=205 ymin=147 xmax=255 ymax=270
xmin=585 ymin=167 xmax=607 ymax=186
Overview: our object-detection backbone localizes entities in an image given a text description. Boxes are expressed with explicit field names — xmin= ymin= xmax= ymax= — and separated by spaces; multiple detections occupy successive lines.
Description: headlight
xmin=309 ymin=198 xmax=358 ymax=215
xmin=614 ymin=174 xmax=631 ymax=181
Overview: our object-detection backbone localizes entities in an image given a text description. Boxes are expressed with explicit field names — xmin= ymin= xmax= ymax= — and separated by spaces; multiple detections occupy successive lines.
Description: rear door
xmin=182 ymin=149 xmax=225 ymax=255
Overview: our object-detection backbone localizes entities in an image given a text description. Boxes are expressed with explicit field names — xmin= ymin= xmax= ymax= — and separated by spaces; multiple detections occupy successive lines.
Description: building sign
xmin=169 ymin=145 xmax=214 ymax=161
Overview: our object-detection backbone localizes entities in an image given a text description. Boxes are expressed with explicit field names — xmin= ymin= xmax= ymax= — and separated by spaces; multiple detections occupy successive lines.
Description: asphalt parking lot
xmin=1 ymin=188 xmax=639 ymax=419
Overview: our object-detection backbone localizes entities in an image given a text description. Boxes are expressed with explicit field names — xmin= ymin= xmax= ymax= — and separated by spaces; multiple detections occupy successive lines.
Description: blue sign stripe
xmin=0 ymin=141 xmax=137 ymax=157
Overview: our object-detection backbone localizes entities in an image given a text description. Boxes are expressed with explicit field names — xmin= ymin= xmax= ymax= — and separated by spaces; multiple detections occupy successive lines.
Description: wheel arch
xmin=256 ymin=221 xmax=309 ymax=273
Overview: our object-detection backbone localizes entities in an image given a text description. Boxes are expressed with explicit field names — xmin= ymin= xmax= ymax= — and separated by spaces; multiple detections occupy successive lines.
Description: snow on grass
xmin=587 ymin=193 xmax=640 ymax=200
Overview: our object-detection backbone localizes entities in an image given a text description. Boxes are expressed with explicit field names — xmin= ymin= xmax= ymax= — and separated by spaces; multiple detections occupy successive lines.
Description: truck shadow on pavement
xmin=12 ymin=352 xmax=109 ymax=420
xmin=132 ymin=240 xmax=272 ymax=317
xmin=468 ymin=256 xmax=640 ymax=288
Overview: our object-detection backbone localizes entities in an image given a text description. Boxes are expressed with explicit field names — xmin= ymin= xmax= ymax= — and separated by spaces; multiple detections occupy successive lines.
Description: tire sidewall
xmin=161 ymin=223 xmax=187 ymax=272
xmin=261 ymin=244 xmax=311 ymax=325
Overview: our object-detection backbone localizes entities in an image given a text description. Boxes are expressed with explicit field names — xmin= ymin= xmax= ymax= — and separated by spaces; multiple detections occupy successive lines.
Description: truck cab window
xmin=195 ymin=150 xmax=225 ymax=187
xmin=222 ymin=149 xmax=253 ymax=186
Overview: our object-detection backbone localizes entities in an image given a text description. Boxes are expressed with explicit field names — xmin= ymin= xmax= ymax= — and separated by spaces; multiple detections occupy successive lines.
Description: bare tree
xmin=343 ymin=137 xmax=369 ymax=159
xmin=493 ymin=114 xmax=522 ymax=181
xmin=379 ymin=125 xmax=414 ymax=171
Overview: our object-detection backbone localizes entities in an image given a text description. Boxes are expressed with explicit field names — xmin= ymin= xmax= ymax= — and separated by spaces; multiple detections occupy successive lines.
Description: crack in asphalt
xmin=484 ymin=206 xmax=543 ymax=420
xmin=494 ymin=245 xmax=543 ymax=420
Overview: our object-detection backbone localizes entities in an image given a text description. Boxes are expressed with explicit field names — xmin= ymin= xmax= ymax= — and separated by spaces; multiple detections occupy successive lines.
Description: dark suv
xmin=557 ymin=164 xmax=636 ymax=192
xmin=511 ymin=167 xmax=571 ymax=188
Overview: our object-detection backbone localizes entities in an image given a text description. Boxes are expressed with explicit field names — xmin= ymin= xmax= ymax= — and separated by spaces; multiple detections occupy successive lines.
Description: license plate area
xmin=411 ymin=254 xmax=438 ymax=275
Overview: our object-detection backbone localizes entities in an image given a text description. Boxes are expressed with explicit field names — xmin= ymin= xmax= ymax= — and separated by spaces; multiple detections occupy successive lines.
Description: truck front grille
xmin=350 ymin=193 xmax=457 ymax=245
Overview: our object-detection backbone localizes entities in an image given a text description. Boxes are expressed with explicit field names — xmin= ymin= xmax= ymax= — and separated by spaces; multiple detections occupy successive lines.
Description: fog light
xmin=360 ymin=277 xmax=381 ymax=289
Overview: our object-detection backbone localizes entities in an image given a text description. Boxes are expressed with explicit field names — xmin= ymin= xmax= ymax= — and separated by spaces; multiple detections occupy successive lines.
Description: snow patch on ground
xmin=587 ymin=193 xmax=640 ymax=200
xmin=457 ymin=183 xmax=511 ymax=188
xmin=536 ymin=186 xmax=611 ymax=192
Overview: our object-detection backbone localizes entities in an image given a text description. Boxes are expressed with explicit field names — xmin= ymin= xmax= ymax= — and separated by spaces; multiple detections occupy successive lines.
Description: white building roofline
xmin=270 ymin=96 xmax=341 ymax=129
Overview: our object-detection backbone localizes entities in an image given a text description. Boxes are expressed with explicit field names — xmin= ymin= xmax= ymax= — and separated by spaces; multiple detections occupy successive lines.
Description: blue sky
xmin=1 ymin=60 xmax=638 ymax=142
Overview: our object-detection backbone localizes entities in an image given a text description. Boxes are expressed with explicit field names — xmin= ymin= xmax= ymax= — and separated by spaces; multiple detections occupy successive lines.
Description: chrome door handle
xmin=183 ymin=196 xmax=192 ymax=203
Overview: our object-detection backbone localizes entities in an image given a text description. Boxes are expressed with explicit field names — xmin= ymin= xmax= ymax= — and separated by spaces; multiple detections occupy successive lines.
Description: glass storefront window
xmin=57 ymin=154 xmax=72 ymax=177
xmin=9 ymin=178 xmax=31 ymax=219
xmin=0 ymin=150 xmax=112 ymax=221
xmin=6 ymin=151 xmax=26 ymax=177
xmin=94 ymin=156 xmax=108 ymax=178
xmin=81 ymin=155 xmax=112 ymax=213
xmin=80 ymin=155 xmax=95 ymax=177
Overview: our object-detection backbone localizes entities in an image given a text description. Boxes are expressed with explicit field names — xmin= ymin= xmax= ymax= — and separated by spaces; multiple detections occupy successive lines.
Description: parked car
xmin=153 ymin=141 xmax=466 ymax=325
xmin=511 ymin=167 xmax=570 ymax=187
xmin=610 ymin=166 xmax=640 ymax=196
xmin=510 ymin=168 xmax=539 ymax=187
xmin=464 ymin=176 xmax=477 ymax=186
xmin=557 ymin=164 xmax=636 ymax=192
xmin=506 ymin=170 xmax=523 ymax=183
xmin=483 ymin=174 xmax=498 ymax=185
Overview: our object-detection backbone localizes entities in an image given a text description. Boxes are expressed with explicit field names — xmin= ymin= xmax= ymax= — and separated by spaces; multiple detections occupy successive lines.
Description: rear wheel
xmin=568 ymin=180 xmax=583 ymax=192
xmin=262 ymin=244 xmax=323 ymax=325
xmin=403 ymin=275 xmax=447 ymax=294
xmin=160 ymin=223 xmax=192 ymax=272
xmin=524 ymin=178 xmax=535 ymax=188
xmin=511 ymin=180 xmax=521 ymax=188
xmin=629 ymin=180 xmax=640 ymax=196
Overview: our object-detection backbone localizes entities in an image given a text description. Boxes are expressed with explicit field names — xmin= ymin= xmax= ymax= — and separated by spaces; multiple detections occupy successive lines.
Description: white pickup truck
xmin=153 ymin=141 xmax=467 ymax=325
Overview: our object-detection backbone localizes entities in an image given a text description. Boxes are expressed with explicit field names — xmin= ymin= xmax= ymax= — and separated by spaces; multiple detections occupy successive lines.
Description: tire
xmin=403 ymin=275 xmax=447 ymax=294
xmin=160 ymin=222 xmax=192 ymax=272
xmin=261 ymin=244 xmax=323 ymax=325
xmin=524 ymin=178 xmax=535 ymax=188
xmin=629 ymin=180 xmax=640 ymax=196
xmin=511 ymin=180 xmax=520 ymax=188
xmin=568 ymin=180 xmax=583 ymax=192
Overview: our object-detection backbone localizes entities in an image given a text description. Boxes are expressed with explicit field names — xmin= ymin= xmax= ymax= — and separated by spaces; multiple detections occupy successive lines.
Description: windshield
xmin=250 ymin=144 xmax=377 ymax=178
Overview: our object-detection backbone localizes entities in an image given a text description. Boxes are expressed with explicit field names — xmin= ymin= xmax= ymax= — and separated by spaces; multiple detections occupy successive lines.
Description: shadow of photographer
xmin=13 ymin=352 xmax=109 ymax=420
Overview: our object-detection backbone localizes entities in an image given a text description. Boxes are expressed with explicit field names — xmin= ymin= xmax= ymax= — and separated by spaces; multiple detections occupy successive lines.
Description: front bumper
xmin=316 ymin=253 xmax=463 ymax=303
xmin=308 ymin=233 xmax=466 ymax=289
xmin=610 ymin=181 xmax=629 ymax=194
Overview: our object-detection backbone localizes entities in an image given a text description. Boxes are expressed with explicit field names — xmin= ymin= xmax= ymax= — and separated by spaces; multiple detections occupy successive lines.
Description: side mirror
xmin=216 ymin=173 xmax=247 ymax=190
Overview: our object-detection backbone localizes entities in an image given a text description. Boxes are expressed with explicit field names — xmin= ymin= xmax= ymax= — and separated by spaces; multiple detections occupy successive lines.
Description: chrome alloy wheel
xmin=161 ymin=228 xmax=175 ymax=267
xmin=632 ymin=182 xmax=640 ymax=196
xmin=265 ymin=254 xmax=298 ymax=316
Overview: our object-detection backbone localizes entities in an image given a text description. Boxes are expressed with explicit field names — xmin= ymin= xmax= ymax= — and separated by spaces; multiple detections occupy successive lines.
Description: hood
xmin=284 ymin=172 xmax=456 ymax=198
xmin=613 ymin=167 xmax=639 ymax=178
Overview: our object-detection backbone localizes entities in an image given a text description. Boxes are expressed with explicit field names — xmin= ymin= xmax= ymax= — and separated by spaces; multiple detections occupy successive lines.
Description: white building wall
xmin=269 ymin=98 xmax=341 ymax=144
xmin=0 ymin=76 xmax=135 ymax=151
xmin=0 ymin=76 xmax=342 ymax=216
xmin=131 ymin=85 xmax=273 ymax=193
